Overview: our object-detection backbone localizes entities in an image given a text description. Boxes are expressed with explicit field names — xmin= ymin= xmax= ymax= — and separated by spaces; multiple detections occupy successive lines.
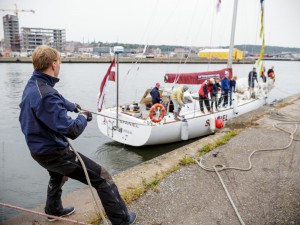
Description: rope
xmin=0 ymin=139 xmax=109 ymax=225
xmin=0 ymin=202 xmax=92 ymax=225
xmin=66 ymin=138 xmax=109 ymax=225
xmin=0 ymin=134 xmax=110 ymax=224
xmin=213 ymin=165 xmax=245 ymax=225
xmin=195 ymin=111 xmax=300 ymax=225
xmin=274 ymin=86 xmax=296 ymax=96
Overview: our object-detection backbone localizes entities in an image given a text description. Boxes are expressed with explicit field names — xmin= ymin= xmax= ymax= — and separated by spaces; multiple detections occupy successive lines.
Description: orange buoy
xmin=149 ymin=103 xmax=165 ymax=123
xmin=215 ymin=119 xmax=224 ymax=129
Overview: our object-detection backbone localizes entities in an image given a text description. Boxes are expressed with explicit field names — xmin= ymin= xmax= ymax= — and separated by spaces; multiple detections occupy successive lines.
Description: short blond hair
xmin=32 ymin=45 xmax=60 ymax=71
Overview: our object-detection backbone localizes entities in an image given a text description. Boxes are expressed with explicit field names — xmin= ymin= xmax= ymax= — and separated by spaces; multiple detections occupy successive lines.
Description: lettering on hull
xmin=119 ymin=120 xmax=139 ymax=128
xmin=205 ymin=114 xmax=228 ymax=127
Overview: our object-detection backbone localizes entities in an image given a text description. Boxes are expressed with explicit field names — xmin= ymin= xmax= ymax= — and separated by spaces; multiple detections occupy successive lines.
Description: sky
xmin=0 ymin=0 xmax=300 ymax=48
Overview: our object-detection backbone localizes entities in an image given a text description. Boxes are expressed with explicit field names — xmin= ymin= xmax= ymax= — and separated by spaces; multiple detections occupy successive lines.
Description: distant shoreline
xmin=0 ymin=57 xmax=298 ymax=64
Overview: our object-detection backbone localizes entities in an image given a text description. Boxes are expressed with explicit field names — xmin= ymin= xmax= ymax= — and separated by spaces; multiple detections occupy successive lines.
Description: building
xmin=2 ymin=14 xmax=21 ymax=52
xmin=93 ymin=47 xmax=111 ymax=56
xmin=198 ymin=48 xmax=243 ymax=60
xmin=21 ymin=27 xmax=66 ymax=52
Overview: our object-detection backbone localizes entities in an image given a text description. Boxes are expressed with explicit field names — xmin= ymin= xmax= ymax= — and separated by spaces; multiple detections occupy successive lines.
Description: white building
xmin=21 ymin=27 xmax=66 ymax=52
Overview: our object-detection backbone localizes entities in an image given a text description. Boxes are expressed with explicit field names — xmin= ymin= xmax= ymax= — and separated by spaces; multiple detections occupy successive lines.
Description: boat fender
xmin=209 ymin=115 xmax=216 ymax=132
xmin=215 ymin=119 xmax=224 ymax=129
xmin=149 ymin=103 xmax=165 ymax=123
xmin=233 ymin=98 xmax=238 ymax=115
xmin=181 ymin=118 xmax=189 ymax=140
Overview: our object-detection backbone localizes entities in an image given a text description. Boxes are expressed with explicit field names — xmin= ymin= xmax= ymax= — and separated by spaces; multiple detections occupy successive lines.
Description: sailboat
xmin=96 ymin=0 xmax=275 ymax=147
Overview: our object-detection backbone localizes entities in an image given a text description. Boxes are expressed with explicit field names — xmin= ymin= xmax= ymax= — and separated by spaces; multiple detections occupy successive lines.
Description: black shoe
xmin=47 ymin=207 xmax=75 ymax=222
xmin=125 ymin=212 xmax=137 ymax=225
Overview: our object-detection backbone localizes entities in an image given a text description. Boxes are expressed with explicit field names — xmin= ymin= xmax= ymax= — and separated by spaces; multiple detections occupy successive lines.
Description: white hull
xmin=97 ymin=93 xmax=268 ymax=147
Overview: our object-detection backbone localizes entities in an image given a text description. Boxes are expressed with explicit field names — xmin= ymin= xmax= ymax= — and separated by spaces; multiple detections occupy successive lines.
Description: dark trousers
xmin=211 ymin=95 xmax=218 ymax=110
xmin=218 ymin=90 xmax=229 ymax=107
xmin=199 ymin=95 xmax=211 ymax=112
xmin=31 ymin=148 xmax=129 ymax=225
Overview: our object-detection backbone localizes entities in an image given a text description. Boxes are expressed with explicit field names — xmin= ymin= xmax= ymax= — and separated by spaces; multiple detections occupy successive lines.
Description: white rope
xmin=274 ymin=86 xmax=296 ymax=96
xmin=195 ymin=110 xmax=300 ymax=224
xmin=66 ymin=139 xmax=109 ymax=225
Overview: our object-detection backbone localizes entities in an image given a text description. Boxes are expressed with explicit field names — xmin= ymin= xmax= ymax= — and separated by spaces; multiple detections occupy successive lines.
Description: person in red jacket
xmin=267 ymin=66 xmax=274 ymax=78
xmin=198 ymin=79 xmax=212 ymax=113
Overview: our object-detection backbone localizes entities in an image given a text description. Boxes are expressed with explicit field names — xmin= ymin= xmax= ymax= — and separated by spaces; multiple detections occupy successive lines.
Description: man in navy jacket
xmin=218 ymin=71 xmax=231 ymax=107
xmin=150 ymin=82 xmax=161 ymax=105
xmin=19 ymin=45 xmax=136 ymax=225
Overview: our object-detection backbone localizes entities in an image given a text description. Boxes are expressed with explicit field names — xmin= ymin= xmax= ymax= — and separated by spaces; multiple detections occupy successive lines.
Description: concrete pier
xmin=0 ymin=57 xmax=256 ymax=64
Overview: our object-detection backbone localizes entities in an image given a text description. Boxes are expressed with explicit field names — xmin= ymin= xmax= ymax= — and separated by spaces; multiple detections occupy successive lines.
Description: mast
xmin=227 ymin=0 xmax=238 ymax=68
xmin=113 ymin=46 xmax=124 ymax=128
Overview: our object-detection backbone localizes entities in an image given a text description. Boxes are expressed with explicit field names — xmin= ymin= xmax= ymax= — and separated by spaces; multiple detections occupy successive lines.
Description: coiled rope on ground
xmin=195 ymin=109 xmax=300 ymax=225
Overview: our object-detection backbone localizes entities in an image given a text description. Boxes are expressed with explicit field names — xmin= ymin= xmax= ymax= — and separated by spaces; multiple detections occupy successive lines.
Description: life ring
xmin=149 ymin=103 xmax=165 ymax=123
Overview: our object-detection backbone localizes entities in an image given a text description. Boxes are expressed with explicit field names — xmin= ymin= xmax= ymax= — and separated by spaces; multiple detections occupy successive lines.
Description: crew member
xmin=267 ymin=66 xmax=275 ymax=79
xmin=210 ymin=77 xmax=221 ymax=112
xmin=218 ymin=71 xmax=231 ymax=107
xmin=260 ymin=66 xmax=267 ymax=83
xmin=150 ymin=82 xmax=161 ymax=105
xmin=171 ymin=85 xmax=189 ymax=120
xmin=248 ymin=67 xmax=258 ymax=95
xmin=198 ymin=79 xmax=212 ymax=113
xmin=229 ymin=75 xmax=237 ymax=106
xmin=19 ymin=45 xmax=136 ymax=225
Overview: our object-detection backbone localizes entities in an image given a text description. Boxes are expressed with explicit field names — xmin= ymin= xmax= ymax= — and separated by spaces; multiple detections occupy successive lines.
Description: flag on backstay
xmin=97 ymin=59 xmax=116 ymax=112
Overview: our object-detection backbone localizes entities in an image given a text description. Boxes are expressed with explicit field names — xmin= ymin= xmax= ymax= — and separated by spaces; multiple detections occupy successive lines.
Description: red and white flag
xmin=97 ymin=59 xmax=116 ymax=112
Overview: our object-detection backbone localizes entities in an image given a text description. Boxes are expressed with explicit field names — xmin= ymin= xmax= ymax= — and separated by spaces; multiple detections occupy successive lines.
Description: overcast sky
xmin=1 ymin=0 xmax=299 ymax=48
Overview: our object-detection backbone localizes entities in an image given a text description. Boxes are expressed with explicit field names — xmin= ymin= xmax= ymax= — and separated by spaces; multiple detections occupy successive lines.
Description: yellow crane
xmin=0 ymin=4 xmax=35 ymax=17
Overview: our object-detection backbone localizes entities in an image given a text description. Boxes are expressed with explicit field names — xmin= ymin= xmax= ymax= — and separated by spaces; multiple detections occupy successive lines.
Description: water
xmin=0 ymin=61 xmax=299 ymax=221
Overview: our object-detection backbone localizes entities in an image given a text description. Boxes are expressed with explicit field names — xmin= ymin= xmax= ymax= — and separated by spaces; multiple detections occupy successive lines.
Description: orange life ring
xmin=149 ymin=103 xmax=165 ymax=123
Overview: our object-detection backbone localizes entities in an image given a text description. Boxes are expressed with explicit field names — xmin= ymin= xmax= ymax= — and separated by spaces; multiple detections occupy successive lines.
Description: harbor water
xmin=0 ymin=61 xmax=299 ymax=221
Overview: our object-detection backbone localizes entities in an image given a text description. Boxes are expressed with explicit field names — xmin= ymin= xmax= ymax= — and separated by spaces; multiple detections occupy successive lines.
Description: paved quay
xmin=3 ymin=94 xmax=300 ymax=225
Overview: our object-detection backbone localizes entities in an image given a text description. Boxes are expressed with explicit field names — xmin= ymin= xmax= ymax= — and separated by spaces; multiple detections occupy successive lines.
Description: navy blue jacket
xmin=19 ymin=71 xmax=87 ymax=154
xmin=210 ymin=83 xmax=221 ymax=96
xmin=221 ymin=77 xmax=230 ymax=92
xmin=150 ymin=87 xmax=161 ymax=104
xmin=248 ymin=71 xmax=258 ymax=83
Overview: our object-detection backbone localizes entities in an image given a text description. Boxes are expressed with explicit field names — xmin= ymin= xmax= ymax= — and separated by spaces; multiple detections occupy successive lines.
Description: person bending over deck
xmin=19 ymin=45 xmax=136 ymax=225
xmin=171 ymin=85 xmax=189 ymax=120
xmin=210 ymin=78 xmax=221 ymax=112
xmin=198 ymin=79 xmax=212 ymax=114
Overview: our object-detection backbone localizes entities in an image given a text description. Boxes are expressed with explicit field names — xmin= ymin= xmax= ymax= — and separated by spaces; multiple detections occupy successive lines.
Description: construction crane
xmin=0 ymin=4 xmax=35 ymax=17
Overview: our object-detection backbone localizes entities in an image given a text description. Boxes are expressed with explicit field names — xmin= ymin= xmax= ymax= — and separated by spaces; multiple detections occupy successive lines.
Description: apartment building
xmin=21 ymin=27 xmax=66 ymax=52
xmin=2 ymin=14 xmax=21 ymax=52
